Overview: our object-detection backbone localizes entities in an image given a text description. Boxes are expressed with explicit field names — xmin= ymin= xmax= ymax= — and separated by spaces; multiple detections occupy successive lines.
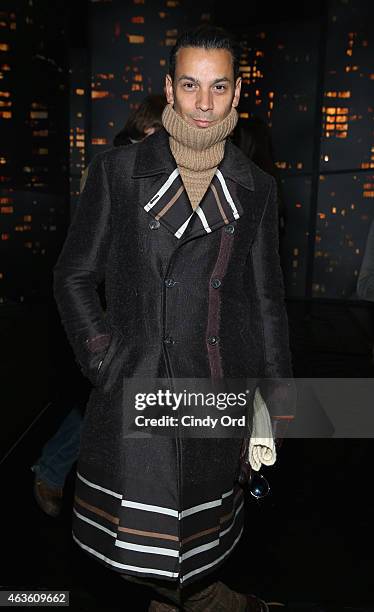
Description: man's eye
xmin=214 ymin=85 xmax=226 ymax=91
xmin=183 ymin=83 xmax=196 ymax=89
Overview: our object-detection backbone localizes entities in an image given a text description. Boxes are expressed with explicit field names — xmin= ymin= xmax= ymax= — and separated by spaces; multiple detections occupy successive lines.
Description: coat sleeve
xmin=53 ymin=153 xmax=112 ymax=384
xmin=250 ymin=176 xmax=296 ymax=428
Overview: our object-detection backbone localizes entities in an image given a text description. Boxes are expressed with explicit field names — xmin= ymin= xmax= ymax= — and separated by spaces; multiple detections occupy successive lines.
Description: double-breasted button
xmin=211 ymin=278 xmax=221 ymax=289
xmin=207 ymin=335 xmax=219 ymax=345
xmin=149 ymin=219 xmax=160 ymax=230
xmin=164 ymin=336 xmax=175 ymax=345
xmin=165 ymin=278 xmax=176 ymax=288
xmin=224 ymin=224 xmax=235 ymax=234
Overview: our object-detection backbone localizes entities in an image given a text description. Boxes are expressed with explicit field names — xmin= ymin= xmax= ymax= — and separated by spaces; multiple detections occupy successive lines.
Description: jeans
xmin=31 ymin=407 xmax=82 ymax=489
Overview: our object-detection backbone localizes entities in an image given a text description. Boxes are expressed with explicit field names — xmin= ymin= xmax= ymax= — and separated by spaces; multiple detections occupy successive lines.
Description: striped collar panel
xmin=143 ymin=168 xmax=243 ymax=240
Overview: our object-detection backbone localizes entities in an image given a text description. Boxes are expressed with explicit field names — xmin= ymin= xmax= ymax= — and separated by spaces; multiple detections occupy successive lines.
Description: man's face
xmin=165 ymin=46 xmax=241 ymax=129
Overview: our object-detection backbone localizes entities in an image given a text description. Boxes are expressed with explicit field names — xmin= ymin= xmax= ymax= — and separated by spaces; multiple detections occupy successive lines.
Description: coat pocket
xmin=93 ymin=327 xmax=125 ymax=388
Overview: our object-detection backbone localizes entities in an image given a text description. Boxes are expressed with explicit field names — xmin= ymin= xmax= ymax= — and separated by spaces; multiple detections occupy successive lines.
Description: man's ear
xmin=165 ymin=74 xmax=174 ymax=105
xmin=232 ymin=77 xmax=242 ymax=108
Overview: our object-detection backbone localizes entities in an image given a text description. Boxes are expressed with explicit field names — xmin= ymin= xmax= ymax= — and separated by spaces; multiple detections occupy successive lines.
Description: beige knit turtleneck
xmin=162 ymin=103 xmax=238 ymax=211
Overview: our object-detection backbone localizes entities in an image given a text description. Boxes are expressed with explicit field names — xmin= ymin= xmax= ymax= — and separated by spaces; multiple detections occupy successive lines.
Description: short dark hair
xmin=168 ymin=25 xmax=240 ymax=82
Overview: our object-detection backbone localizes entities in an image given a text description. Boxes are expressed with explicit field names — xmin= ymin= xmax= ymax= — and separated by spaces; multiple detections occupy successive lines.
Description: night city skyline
xmin=0 ymin=0 xmax=373 ymax=303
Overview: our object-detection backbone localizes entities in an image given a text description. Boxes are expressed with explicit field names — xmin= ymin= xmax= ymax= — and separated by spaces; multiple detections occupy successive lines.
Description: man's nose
xmin=196 ymin=88 xmax=213 ymax=111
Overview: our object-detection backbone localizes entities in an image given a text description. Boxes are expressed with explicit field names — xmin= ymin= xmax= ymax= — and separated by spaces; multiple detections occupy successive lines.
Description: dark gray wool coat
xmin=53 ymin=127 xmax=294 ymax=586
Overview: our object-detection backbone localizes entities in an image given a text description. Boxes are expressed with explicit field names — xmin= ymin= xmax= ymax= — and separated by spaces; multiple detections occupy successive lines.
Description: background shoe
xmin=33 ymin=476 xmax=63 ymax=518
xmin=148 ymin=600 xmax=178 ymax=611
xmin=247 ymin=594 xmax=286 ymax=611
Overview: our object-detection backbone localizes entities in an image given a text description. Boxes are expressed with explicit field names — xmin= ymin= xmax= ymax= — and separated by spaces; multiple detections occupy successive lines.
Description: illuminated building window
xmin=293 ymin=248 xmax=299 ymax=256
xmin=0 ymin=110 xmax=11 ymax=118
xmin=91 ymin=138 xmax=108 ymax=145
xmin=1 ymin=233 xmax=9 ymax=240
xmin=133 ymin=0 xmax=145 ymax=3
xmin=159 ymin=12 xmax=166 ymax=18
xmin=134 ymin=74 xmax=143 ymax=82
xmin=318 ymin=213 xmax=326 ymax=220
xmin=326 ymin=108 xmax=336 ymax=115
xmin=131 ymin=16 xmax=144 ymax=23
xmin=127 ymin=34 xmax=144 ymax=44
xmin=160 ymin=59 xmax=166 ymax=66
xmin=336 ymin=132 xmax=347 ymax=139
xmin=332 ymin=207 xmax=337 ymax=214
xmin=33 ymin=130 xmax=48 ymax=137
xmin=0 ymin=91 xmax=10 ymax=97
xmin=363 ymin=191 xmax=374 ymax=198
xmin=0 ymin=43 xmax=9 ymax=51
xmin=30 ymin=111 xmax=47 ymax=118
xmin=131 ymin=83 xmax=143 ymax=91
xmin=166 ymin=0 xmax=179 ymax=6
xmin=0 ymin=64 xmax=10 ymax=70
xmin=24 ymin=215 xmax=32 ymax=221
xmin=1 ymin=206 xmax=13 ymax=213
xmin=75 ymin=88 xmax=85 ymax=95
xmin=295 ymin=203 xmax=302 ymax=209
xmin=296 ymin=162 xmax=303 ymax=169
xmin=91 ymin=90 xmax=111 ymax=99
xmin=239 ymin=112 xmax=249 ymax=119
xmin=0 ymin=157 xmax=5 ymax=164
xmin=76 ymin=112 xmax=83 ymax=118
xmin=324 ymin=155 xmax=329 ymax=162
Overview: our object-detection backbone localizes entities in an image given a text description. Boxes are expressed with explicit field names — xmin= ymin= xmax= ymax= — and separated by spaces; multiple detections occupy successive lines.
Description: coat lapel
xmin=132 ymin=127 xmax=255 ymax=240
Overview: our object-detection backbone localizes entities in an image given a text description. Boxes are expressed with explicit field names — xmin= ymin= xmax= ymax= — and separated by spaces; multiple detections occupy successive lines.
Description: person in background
xmin=357 ymin=218 xmax=374 ymax=302
xmin=232 ymin=116 xmax=287 ymax=244
xmin=357 ymin=217 xmax=374 ymax=364
xmin=31 ymin=93 xmax=167 ymax=518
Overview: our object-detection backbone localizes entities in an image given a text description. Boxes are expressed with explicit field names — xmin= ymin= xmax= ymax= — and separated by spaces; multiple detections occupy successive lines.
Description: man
xmin=53 ymin=25 xmax=294 ymax=611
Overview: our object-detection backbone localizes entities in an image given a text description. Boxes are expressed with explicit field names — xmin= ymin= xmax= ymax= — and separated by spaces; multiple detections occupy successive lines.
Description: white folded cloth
xmin=248 ymin=387 xmax=277 ymax=471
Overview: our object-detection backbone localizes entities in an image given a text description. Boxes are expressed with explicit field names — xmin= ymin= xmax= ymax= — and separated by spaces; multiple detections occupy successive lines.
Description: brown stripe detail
xmin=75 ymin=495 xmax=119 ymax=525
xmin=220 ymin=489 xmax=243 ymax=525
xmin=156 ymin=184 xmax=185 ymax=219
xmin=210 ymin=183 xmax=229 ymax=224
xmin=206 ymin=230 xmax=235 ymax=378
xmin=118 ymin=526 xmax=179 ymax=542
xmin=181 ymin=525 xmax=220 ymax=546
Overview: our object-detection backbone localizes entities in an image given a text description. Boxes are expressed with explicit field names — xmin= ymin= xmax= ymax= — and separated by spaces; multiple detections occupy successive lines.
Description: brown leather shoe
xmin=33 ymin=476 xmax=63 ymax=518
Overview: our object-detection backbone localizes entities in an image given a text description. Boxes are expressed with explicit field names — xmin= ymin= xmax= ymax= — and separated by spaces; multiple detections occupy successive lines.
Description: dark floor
xmin=1 ymin=299 xmax=374 ymax=611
